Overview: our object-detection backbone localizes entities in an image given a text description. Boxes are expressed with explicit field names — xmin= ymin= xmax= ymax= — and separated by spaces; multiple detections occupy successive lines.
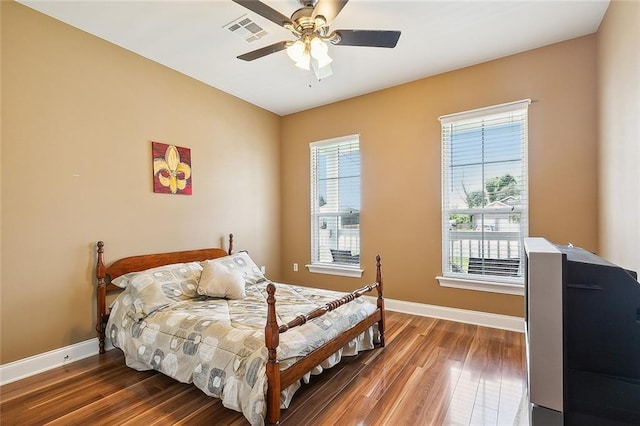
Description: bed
xmin=95 ymin=234 xmax=386 ymax=425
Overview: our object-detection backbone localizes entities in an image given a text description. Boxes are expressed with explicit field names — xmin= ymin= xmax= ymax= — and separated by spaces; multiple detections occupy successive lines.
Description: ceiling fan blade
xmin=237 ymin=41 xmax=289 ymax=61
xmin=333 ymin=30 xmax=401 ymax=48
xmin=232 ymin=0 xmax=292 ymax=27
xmin=313 ymin=0 xmax=349 ymax=25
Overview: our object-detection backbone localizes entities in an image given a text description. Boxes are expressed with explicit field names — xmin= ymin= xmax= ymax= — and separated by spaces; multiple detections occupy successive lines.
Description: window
xmin=308 ymin=134 xmax=362 ymax=277
xmin=438 ymin=100 xmax=530 ymax=293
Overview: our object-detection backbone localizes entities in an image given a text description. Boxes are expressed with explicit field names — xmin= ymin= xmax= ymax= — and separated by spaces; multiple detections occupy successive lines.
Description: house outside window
xmin=308 ymin=134 xmax=362 ymax=278
xmin=438 ymin=99 xmax=531 ymax=294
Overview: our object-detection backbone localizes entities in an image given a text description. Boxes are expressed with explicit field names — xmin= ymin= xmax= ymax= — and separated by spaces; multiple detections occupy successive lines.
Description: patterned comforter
xmin=107 ymin=281 xmax=377 ymax=425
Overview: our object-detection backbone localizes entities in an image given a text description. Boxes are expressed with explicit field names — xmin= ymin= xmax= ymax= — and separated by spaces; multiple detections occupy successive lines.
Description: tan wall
xmin=597 ymin=0 xmax=640 ymax=272
xmin=0 ymin=2 xmax=281 ymax=363
xmin=280 ymin=35 xmax=599 ymax=317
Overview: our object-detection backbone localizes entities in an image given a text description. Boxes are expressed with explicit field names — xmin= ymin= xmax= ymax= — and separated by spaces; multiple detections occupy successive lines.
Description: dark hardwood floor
xmin=0 ymin=312 xmax=528 ymax=425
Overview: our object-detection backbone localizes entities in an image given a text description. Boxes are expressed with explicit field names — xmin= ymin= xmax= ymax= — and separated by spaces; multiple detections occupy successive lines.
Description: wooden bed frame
xmin=95 ymin=234 xmax=386 ymax=425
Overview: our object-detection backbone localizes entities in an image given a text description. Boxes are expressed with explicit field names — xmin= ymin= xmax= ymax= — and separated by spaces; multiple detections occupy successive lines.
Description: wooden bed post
xmin=228 ymin=233 xmax=234 ymax=255
xmin=265 ymin=283 xmax=280 ymax=425
xmin=96 ymin=241 xmax=107 ymax=354
xmin=376 ymin=255 xmax=386 ymax=347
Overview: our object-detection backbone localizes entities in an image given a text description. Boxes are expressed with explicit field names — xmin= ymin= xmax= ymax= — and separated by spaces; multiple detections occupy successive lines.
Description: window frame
xmin=437 ymin=99 xmax=531 ymax=294
xmin=307 ymin=134 xmax=363 ymax=278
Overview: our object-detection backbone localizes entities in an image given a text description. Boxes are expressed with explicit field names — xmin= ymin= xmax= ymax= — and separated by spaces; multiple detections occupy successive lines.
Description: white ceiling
xmin=19 ymin=0 xmax=609 ymax=116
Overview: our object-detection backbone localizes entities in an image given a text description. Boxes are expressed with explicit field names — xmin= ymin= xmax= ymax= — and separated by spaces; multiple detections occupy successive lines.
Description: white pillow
xmin=197 ymin=260 xmax=246 ymax=299
xmin=199 ymin=252 xmax=266 ymax=286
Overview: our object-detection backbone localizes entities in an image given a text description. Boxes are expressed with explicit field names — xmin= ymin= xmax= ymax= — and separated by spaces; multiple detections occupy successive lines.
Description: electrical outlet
xmin=293 ymin=263 xmax=298 ymax=272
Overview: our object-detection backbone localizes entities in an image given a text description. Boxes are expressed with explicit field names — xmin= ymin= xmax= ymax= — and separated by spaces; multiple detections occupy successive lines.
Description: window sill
xmin=436 ymin=275 xmax=524 ymax=296
xmin=306 ymin=263 xmax=364 ymax=278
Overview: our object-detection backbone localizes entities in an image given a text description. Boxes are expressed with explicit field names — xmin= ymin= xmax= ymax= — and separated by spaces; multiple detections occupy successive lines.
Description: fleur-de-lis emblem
xmin=153 ymin=145 xmax=191 ymax=194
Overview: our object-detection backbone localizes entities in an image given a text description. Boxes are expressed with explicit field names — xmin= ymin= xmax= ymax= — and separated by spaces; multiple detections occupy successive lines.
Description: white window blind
xmin=310 ymin=135 xmax=360 ymax=267
xmin=440 ymin=99 xmax=530 ymax=284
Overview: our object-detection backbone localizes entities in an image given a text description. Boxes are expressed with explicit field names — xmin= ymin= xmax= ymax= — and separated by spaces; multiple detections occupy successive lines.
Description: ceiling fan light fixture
xmin=287 ymin=36 xmax=327 ymax=72
xmin=315 ymin=53 xmax=332 ymax=68
xmin=312 ymin=51 xmax=332 ymax=68
xmin=286 ymin=39 xmax=306 ymax=63
xmin=295 ymin=55 xmax=311 ymax=70
xmin=310 ymin=36 xmax=332 ymax=68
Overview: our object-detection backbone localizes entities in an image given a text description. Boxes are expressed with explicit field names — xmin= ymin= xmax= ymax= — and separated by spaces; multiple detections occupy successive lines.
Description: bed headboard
xmin=95 ymin=233 xmax=233 ymax=353
xmin=97 ymin=234 xmax=233 ymax=282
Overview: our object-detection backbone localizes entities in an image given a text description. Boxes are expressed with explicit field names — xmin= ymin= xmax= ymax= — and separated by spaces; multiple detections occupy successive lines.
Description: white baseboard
xmin=0 ymin=338 xmax=113 ymax=386
xmin=0 ymin=300 xmax=523 ymax=386
xmin=366 ymin=296 xmax=525 ymax=333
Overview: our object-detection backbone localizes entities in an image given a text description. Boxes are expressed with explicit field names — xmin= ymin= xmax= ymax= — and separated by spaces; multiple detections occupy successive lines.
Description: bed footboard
xmin=264 ymin=255 xmax=385 ymax=425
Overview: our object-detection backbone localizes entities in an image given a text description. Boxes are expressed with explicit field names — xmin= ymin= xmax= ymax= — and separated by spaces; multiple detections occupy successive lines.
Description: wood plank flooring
xmin=0 ymin=312 xmax=528 ymax=425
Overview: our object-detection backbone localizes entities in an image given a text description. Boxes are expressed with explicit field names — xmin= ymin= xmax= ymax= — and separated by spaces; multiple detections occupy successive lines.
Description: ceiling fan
xmin=232 ymin=0 xmax=401 ymax=79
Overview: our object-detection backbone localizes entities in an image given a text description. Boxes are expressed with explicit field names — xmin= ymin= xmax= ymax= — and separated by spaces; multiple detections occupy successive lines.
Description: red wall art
xmin=152 ymin=141 xmax=192 ymax=195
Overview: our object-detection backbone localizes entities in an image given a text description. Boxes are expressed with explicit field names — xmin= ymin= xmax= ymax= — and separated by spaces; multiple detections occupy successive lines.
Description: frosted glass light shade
xmin=295 ymin=54 xmax=311 ymax=70
xmin=286 ymin=40 xmax=306 ymax=63
xmin=310 ymin=37 xmax=332 ymax=68
xmin=287 ymin=36 xmax=331 ymax=73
